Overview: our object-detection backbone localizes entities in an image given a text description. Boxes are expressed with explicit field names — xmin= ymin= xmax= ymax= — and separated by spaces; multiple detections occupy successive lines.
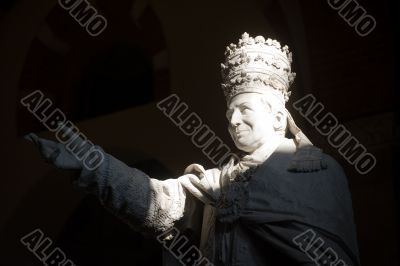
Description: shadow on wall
xmin=76 ymin=43 xmax=154 ymax=119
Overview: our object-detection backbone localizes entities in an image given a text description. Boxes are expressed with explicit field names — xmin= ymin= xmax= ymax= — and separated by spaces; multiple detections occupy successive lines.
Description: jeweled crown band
xmin=221 ymin=32 xmax=296 ymax=104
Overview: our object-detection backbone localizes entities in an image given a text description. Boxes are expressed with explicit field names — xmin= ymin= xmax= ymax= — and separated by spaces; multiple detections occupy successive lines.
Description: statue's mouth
xmin=235 ymin=129 xmax=249 ymax=134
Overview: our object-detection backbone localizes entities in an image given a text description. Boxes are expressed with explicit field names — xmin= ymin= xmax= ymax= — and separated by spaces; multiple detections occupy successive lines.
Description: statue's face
xmin=226 ymin=93 xmax=276 ymax=153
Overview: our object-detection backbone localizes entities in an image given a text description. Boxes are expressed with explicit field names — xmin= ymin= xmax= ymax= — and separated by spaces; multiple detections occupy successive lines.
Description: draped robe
xmin=75 ymin=138 xmax=359 ymax=266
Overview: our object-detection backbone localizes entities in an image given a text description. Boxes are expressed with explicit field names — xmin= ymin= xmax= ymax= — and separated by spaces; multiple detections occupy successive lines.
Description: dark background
xmin=0 ymin=0 xmax=397 ymax=265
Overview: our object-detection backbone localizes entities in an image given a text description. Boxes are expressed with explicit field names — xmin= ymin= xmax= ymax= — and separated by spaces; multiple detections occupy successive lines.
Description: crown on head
xmin=221 ymin=32 xmax=296 ymax=104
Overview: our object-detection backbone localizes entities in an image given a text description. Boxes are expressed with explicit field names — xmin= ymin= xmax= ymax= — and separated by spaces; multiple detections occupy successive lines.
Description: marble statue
xmin=26 ymin=33 xmax=360 ymax=266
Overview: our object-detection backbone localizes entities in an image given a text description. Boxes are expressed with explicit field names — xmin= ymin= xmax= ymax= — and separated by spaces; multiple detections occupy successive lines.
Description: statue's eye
xmin=240 ymin=105 xmax=252 ymax=113
xmin=226 ymin=110 xmax=233 ymax=119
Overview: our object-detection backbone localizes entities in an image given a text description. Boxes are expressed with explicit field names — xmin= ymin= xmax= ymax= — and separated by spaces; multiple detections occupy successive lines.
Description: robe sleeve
xmin=73 ymin=151 xmax=190 ymax=235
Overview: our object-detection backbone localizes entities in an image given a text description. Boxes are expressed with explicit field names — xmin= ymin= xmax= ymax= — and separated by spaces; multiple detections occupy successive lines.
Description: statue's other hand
xmin=24 ymin=133 xmax=83 ymax=170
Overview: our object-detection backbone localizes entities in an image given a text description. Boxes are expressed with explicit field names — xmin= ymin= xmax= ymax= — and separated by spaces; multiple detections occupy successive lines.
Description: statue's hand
xmin=24 ymin=133 xmax=83 ymax=170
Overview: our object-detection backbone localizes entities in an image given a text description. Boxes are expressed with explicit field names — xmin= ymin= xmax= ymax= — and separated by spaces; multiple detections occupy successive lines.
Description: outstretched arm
xmin=25 ymin=133 xmax=189 ymax=235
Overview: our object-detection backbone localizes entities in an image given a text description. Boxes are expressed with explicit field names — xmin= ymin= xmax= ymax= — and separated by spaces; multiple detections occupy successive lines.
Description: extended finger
xmin=24 ymin=133 xmax=60 ymax=160
xmin=24 ymin=133 xmax=40 ymax=145
xmin=34 ymin=136 xmax=59 ymax=158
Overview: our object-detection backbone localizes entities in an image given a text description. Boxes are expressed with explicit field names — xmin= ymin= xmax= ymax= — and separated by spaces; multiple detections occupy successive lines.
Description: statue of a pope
xmin=26 ymin=33 xmax=359 ymax=266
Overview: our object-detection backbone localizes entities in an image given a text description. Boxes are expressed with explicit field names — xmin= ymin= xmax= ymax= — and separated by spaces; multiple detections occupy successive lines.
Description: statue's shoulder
xmin=265 ymin=138 xmax=347 ymax=179
xmin=320 ymin=152 xmax=348 ymax=178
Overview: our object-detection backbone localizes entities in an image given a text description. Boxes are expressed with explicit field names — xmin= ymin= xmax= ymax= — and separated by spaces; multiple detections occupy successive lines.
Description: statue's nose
xmin=229 ymin=109 xmax=242 ymax=127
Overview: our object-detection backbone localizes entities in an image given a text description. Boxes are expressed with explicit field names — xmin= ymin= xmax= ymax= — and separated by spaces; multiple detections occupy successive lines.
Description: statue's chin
xmin=231 ymin=133 xmax=262 ymax=153
xmin=233 ymin=140 xmax=255 ymax=153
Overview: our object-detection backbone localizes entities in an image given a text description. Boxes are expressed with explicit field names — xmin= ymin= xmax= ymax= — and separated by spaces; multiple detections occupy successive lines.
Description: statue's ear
xmin=273 ymin=110 xmax=285 ymax=132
